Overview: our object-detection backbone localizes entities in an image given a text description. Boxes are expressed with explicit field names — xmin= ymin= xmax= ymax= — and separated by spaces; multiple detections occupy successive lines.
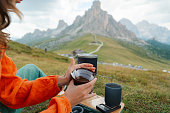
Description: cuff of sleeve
xmin=53 ymin=75 xmax=63 ymax=92
xmin=49 ymin=96 xmax=71 ymax=113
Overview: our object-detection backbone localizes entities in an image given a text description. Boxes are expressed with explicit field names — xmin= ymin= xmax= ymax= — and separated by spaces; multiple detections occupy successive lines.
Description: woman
xmin=0 ymin=0 xmax=97 ymax=113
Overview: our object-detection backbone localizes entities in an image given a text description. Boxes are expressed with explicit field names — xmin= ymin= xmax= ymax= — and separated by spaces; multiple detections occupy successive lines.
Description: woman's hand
xmin=64 ymin=58 xmax=95 ymax=85
xmin=63 ymin=78 xmax=97 ymax=107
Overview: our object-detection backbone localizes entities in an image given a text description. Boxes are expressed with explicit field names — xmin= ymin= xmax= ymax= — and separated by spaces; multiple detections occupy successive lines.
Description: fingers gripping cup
xmin=105 ymin=83 xmax=122 ymax=108
xmin=71 ymin=68 xmax=95 ymax=85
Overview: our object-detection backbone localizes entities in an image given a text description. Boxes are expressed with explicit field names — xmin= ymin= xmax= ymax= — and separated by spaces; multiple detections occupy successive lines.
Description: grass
xmin=96 ymin=65 xmax=170 ymax=112
xmin=5 ymin=41 xmax=170 ymax=112
xmin=54 ymin=34 xmax=98 ymax=54
xmin=54 ymin=34 xmax=170 ymax=70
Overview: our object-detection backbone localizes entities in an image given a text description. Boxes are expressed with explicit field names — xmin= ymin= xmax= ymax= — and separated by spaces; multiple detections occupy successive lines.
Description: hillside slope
xmin=54 ymin=34 xmax=170 ymax=70
xmin=7 ymin=41 xmax=70 ymax=70
xmin=146 ymin=39 xmax=170 ymax=60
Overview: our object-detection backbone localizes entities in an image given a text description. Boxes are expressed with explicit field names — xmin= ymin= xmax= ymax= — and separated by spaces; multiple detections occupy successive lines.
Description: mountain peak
xmin=34 ymin=29 xmax=41 ymax=33
xmin=86 ymin=0 xmax=102 ymax=17
xmin=120 ymin=18 xmax=133 ymax=24
xmin=56 ymin=20 xmax=68 ymax=30
xmin=63 ymin=0 xmax=137 ymax=42
xmin=137 ymin=20 xmax=149 ymax=26
xmin=119 ymin=18 xmax=140 ymax=37
xmin=92 ymin=0 xmax=101 ymax=10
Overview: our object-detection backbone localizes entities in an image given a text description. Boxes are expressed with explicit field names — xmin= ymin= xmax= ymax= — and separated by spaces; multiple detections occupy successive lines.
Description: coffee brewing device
xmin=77 ymin=53 xmax=98 ymax=76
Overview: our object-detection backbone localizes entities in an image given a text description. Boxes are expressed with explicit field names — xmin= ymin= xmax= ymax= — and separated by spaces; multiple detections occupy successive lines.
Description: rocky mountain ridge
xmin=120 ymin=18 xmax=170 ymax=45
xmin=58 ymin=0 xmax=137 ymax=41
xmin=16 ymin=20 xmax=68 ymax=45
xmin=17 ymin=0 xmax=140 ymax=48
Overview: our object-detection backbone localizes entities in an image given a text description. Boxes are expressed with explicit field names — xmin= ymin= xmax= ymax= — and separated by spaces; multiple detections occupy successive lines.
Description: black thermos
xmin=77 ymin=54 xmax=98 ymax=76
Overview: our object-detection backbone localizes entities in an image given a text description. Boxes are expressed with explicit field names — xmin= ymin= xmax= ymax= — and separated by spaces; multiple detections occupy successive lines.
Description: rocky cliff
xmin=120 ymin=19 xmax=170 ymax=45
xmin=60 ymin=0 xmax=136 ymax=41
xmin=16 ymin=20 xmax=68 ymax=45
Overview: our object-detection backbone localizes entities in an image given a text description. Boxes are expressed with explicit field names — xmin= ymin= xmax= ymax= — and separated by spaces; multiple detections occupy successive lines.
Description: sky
xmin=5 ymin=0 xmax=170 ymax=40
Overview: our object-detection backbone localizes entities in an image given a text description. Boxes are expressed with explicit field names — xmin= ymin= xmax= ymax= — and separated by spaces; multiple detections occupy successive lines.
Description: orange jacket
xmin=0 ymin=53 xmax=71 ymax=113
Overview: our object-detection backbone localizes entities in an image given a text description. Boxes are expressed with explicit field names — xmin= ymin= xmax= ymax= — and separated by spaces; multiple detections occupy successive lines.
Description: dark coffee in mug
xmin=77 ymin=54 xmax=98 ymax=76
xmin=105 ymin=83 xmax=122 ymax=107
xmin=71 ymin=68 xmax=95 ymax=85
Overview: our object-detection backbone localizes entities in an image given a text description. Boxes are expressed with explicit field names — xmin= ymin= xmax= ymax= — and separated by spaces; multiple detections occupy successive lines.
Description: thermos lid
xmin=77 ymin=53 xmax=98 ymax=58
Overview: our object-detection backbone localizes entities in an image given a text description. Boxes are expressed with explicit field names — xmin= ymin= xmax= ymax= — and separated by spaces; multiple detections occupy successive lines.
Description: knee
xmin=25 ymin=64 xmax=38 ymax=69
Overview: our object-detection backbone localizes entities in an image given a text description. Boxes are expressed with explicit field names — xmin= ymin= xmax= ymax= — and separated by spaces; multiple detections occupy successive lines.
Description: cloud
xmin=100 ymin=0 xmax=170 ymax=29
xmin=6 ymin=22 xmax=41 ymax=40
xmin=8 ymin=0 xmax=170 ymax=39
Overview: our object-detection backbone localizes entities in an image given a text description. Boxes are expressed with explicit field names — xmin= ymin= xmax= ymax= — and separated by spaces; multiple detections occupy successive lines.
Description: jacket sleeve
xmin=40 ymin=96 xmax=71 ymax=113
xmin=0 ymin=53 xmax=72 ymax=112
xmin=0 ymin=75 xmax=62 ymax=109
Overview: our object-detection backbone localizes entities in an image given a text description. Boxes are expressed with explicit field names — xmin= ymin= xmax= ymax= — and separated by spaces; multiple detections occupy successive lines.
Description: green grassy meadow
xmin=54 ymin=34 xmax=170 ymax=70
xmin=6 ymin=41 xmax=170 ymax=112
xmin=54 ymin=34 xmax=98 ymax=54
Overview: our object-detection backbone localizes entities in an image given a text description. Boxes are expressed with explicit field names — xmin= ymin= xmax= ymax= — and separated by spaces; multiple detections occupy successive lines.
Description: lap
xmin=16 ymin=64 xmax=46 ymax=80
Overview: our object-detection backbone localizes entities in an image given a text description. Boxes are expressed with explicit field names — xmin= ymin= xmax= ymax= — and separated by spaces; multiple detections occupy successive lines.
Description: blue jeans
xmin=0 ymin=64 xmax=46 ymax=113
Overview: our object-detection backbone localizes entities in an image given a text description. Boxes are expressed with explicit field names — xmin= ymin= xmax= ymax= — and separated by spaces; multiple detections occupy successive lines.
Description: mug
xmin=77 ymin=53 xmax=98 ymax=76
xmin=105 ymin=83 xmax=122 ymax=107
xmin=71 ymin=68 xmax=95 ymax=85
